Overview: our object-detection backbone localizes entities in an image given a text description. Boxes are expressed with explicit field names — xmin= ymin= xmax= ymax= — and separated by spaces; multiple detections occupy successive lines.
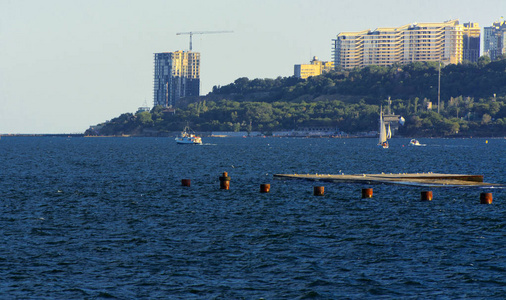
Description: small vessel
xmin=378 ymin=107 xmax=389 ymax=148
xmin=408 ymin=139 xmax=425 ymax=146
xmin=175 ymin=126 xmax=202 ymax=145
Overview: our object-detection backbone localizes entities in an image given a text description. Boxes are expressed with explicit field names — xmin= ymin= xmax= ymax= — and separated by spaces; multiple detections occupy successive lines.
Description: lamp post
xmin=438 ymin=59 xmax=441 ymax=114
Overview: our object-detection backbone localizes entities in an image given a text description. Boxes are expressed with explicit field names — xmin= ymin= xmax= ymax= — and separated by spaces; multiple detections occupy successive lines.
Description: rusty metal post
xmin=260 ymin=184 xmax=270 ymax=193
xmin=219 ymin=172 xmax=231 ymax=190
xmin=421 ymin=191 xmax=433 ymax=201
xmin=314 ymin=186 xmax=324 ymax=196
xmin=480 ymin=192 xmax=493 ymax=204
xmin=362 ymin=188 xmax=373 ymax=198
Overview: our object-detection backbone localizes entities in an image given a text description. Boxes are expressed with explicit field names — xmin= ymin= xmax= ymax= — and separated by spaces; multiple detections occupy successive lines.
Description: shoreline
xmin=2 ymin=134 xmax=505 ymax=139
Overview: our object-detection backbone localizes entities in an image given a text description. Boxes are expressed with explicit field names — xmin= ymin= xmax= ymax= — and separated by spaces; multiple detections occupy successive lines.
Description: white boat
xmin=408 ymin=139 xmax=426 ymax=146
xmin=175 ymin=126 xmax=202 ymax=145
xmin=378 ymin=107 xmax=389 ymax=148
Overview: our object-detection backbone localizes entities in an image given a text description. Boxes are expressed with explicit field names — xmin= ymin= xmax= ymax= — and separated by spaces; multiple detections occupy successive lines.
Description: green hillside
xmin=87 ymin=58 xmax=506 ymax=137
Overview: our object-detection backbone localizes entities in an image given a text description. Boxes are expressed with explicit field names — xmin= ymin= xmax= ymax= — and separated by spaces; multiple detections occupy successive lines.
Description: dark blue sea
xmin=1 ymin=136 xmax=505 ymax=299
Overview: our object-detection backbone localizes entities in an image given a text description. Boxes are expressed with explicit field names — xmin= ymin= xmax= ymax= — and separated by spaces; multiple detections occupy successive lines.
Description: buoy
xmin=314 ymin=186 xmax=324 ymax=196
xmin=260 ymin=184 xmax=270 ymax=193
xmin=362 ymin=188 xmax=373 ymax=198
xmin=421 ymin=191 xmax=433 ymax=201
xmin=480 ymin=192 xmax=492 ymax=204
xmin=181 ymin=179 xmax=191 ymax=187
xmin=219 ymin=172 xmax=231 ymax=190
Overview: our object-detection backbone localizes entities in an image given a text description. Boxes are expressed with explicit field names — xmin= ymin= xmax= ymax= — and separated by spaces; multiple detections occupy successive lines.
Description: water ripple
xmin=0 ymin=137 xmax=504 ymax=299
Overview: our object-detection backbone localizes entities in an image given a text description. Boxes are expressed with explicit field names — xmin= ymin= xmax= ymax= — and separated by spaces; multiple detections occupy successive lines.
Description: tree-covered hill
xmin=210 ymin=56 xmax=506 ymax=103
xmin=87 ymin=58 xmax=506 ymax=137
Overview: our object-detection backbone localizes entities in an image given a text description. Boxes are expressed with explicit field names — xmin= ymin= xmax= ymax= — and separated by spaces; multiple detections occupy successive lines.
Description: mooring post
xmin=421 ymin=191 xmax=433 ymax=201
xmin=219 ymin=172 xmax=231 ymax=190
xmin=314 ymin=186 xmax=324 ymax=196
xmin=480 ymin=192 xmax=492 ymax=204
xmin=260 ymin=184 xmax=270 ymax=193
xmin=362 ymin=188 xmax=373 ymax=198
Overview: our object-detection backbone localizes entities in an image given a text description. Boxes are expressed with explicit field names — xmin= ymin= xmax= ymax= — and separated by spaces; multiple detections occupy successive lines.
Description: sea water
xmin=0 ymin=137 xmax=505 ymax=299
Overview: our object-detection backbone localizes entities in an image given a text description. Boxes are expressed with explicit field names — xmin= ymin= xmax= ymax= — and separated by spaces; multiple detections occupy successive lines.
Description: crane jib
xmin=175 ymin=31 xmax=233 ymax=51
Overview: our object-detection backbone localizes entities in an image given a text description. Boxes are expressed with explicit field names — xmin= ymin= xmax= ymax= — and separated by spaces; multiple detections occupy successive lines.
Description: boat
xmin=378 ymin=108 xmax=389 ymax=148
xmin=175 ymin=126 xmax=202 ymax=145
xmin=408 ymin=139 xmax=426 ymax=146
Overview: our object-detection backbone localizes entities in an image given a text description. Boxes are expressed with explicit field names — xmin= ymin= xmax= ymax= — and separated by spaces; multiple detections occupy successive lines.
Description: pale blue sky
xmin=1 ymin=0 xmax=504 ymax=133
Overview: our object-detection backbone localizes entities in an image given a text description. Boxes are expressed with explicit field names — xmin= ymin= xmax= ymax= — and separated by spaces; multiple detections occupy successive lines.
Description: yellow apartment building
xmin=333 ymin=20 xmax=479 ymax=69
xmin=294 ymin=56 xmax=334 ymax=79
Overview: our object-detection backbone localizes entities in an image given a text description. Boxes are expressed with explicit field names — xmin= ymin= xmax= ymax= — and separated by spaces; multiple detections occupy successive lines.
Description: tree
xmin=413 ymin=97 xmax=419 ymax=114
xmin=481 ymin=114 xmax=492 ymax=125
xmin=137 ymin=111 xmax=153 ymax=126
xmin=231 ymin=111 xmax=238 ymax=121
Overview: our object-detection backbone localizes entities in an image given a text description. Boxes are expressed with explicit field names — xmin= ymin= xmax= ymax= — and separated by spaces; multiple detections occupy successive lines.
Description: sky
xmin=1 ymin=0 xmax=505 ymax=134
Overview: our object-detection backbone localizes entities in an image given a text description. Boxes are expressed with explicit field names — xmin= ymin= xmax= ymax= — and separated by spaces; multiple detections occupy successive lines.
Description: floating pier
xmin=273 ymin=173 xmax=501 ymax=187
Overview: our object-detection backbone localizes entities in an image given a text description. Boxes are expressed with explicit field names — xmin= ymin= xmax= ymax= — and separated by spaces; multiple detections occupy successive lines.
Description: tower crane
xmin=176 ymin=30 xmax=233 ymax=51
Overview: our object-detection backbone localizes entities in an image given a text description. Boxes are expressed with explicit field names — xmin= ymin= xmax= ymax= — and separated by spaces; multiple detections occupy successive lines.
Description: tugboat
xmin=175 ymin=126 xmax=202 ymax=145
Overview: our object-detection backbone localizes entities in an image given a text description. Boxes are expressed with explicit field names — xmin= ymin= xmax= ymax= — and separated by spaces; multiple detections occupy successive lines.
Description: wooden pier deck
xmin=273 ymin=173 xmax=501 ymax=187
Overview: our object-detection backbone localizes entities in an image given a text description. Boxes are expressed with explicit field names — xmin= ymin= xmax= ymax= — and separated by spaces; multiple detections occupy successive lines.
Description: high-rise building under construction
xmin=332 ymin=20 xmax=480 ymax=69
xmin=153 ymin=51 xmax=200 ymax=107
